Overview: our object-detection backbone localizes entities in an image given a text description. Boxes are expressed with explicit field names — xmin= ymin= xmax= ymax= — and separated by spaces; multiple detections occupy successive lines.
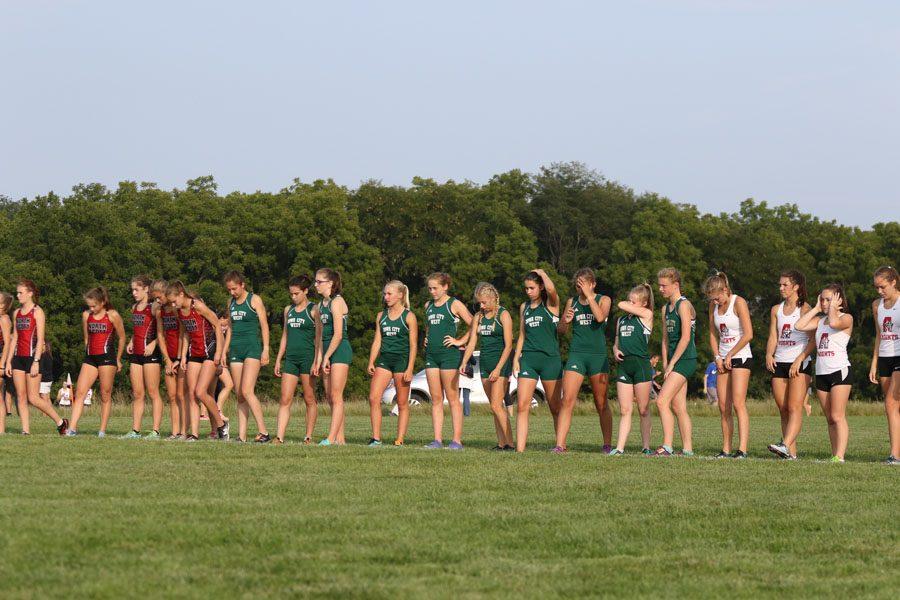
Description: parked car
xmin=381 ymin=351 xmax=545 ymax=406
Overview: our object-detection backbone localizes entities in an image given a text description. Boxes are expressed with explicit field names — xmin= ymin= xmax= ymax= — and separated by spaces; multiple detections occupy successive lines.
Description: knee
xmin=240 ymin=385 xmax=255 ymax=400
xmin=620 ymin=405 xmax=633 ymax=417
xmin=638 ymin=407 xmax=650 ymax=418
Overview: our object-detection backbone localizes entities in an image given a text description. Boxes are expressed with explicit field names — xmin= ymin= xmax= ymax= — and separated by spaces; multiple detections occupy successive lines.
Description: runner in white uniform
xmin=869 ymin=266 xmax=900 ymax=464
xmin=704 ymin=272 xmax=753 ymax=459
xmin=795 ymin=284 xmax=854 ymax=463
xmin=766 ymin=270 xmax=817 ymax=460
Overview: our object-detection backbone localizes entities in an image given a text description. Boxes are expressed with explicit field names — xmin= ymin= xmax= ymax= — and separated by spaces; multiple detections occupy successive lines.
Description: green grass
xmin=0 ymin=401 xmax=897 ymax=599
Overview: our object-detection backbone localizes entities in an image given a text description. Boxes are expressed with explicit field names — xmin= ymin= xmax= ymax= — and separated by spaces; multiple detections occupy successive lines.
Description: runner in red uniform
xmin=166 ymin=281 xmax=228 ymax=441
xmin=153 ymin=279 xmax=186 ymax=439
xmin=124 ymin=275 xmax=164 ymax=439
xmin=3 ymin=280 xmax=68 ymax=435
xmin=67 ymin=287 xmax=126 ymax=436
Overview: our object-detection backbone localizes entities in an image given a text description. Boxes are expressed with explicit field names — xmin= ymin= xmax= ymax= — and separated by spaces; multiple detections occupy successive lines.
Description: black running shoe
xmin=732 ymin=450 xmax=747 ymax=460
xmin=217 ymin=425 xmax=229 ymax=441
xmin=254 ymin=433 xmax=272 ymax=444
xmin=57 ymin=418 xmax=69 ymax=436
xmin=714 ymin=451 xmax=731 ymax=459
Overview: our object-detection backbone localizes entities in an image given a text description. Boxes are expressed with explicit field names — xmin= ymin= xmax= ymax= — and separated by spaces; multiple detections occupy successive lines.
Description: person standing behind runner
xmin=0 ymin=292 xmax=12 ymax=433
xmin=273 ymin=275 xmax=319 ymax=444
xmin=766 ymin=270 xmax=815 ymax=460
xmin=223 ymin=271 xmax=271 ymax=444
xmin=152 ymin=279 xmax=185 ymax=439
xmin=167 ymin=281 xmax=228 ymax=441
xmin=422 ymin=273 xmax=473 ymax=450
xmin=868 ymin=266 xmax=900 ymax=464
xmin=514 ymin=269 xmax=563 ymax=453
xmin=127 ymin=275 xmax=165 ymax=439
xmin=67 ymin=287 xmax=126 ymax=436
xmin=609 ymin=284 xmax=656 ymax=455
xmin=654 ymin=268 xmax=695 ymax=456
xmin=366 ymin=281 xmax=418 ymax=447
xmin=4 ymin=281 xmax=68 ymax=436
xmin=313 ymin=268 xmax=352 ymax=446
xmin=704 ymin=272 xmax=754 ymax=459
xmin=795 ymin=284 xmax=854 ymax=463
xmin=461 ymin=282 xmax=515 ymax=450
xmin=556 ymin=268 xmax=613 ymax=453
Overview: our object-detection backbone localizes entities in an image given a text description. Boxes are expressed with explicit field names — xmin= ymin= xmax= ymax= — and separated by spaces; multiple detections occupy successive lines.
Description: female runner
xmin=313 ymin=269 xmax=351 ymax=446
xmin=274 ymin=275 xmax=319 ymax=444
xmin=704 ymin=272 xmax=753 ymax=459
xmin=461 ymin=282 xmax=515 ymax=450
xmin=795 ymin=284 xmax=854 ymax=462
xmin=423 ymin=273 xmax=472 ymax=450
xmin=366 ymin=281 xmax=417 ymax=446
xmin=513 ymin=269 xmax=563 ymax=453
xmin=67 ymin=287 xmax=126 ymax=436
xmin=868 ymin=266 xmax=899 ymax=464
xmin=766 ymin=271 xmax=815 ymax=459
xmin=126 ymin=275 xmax=164 ymax=438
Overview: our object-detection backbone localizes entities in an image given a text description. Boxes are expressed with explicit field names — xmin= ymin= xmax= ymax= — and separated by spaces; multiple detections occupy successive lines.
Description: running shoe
xmin=608 ymin=448 xmax=624 ymax=456
xmin=65 ymin=429 xmax=77 ymax=437
xmin=145 ymin=430 xmax=161 ymax=440
xmin=654 ymin=445 xmax=673 ymax=456
xmin=829 ymin=455 xmax=845 ymax=464
xmin=551 ymin=446 xmax=567 ymax=454
xmin=885 ymin=455 xmax=898 ymax=465
xmin=447 ymin=441 xmax=463 ymax=450
xmin=601 ymin=444 xmax=613 ymax=454
xmin=490 ymin=445 xmax=505 ymax=451
xmin=302 ymin=436 xmax=312 ymax=445
xmin=166 ymin=434 xmax=183 ymax=441
xmin=714 ymin=451 xmax=731 ymax=459
xmin=424 ymin=440 xmax=443 ymax=449
xmin=97 ymin=431 xmax=106 ymax=438
xmin=254 ymin=433 xmax=272 ymax=444
xmin=273 ymin=437 xmax=284 ymax=445
xmin=216 ymin=424 xmax=229 ymax=441
xmin=786 ymin=454 xmax=798 ymax=460
xmin=367 ymin=438 xmax=382 ymax=447
xmin=121 ymin=430 xmax=141 ymax=440
xmin=731 ymin=451 xmax=747 ymax=460
xmin=220 ymin=419 xmax=230 ymax=439
xmin=641 ymin=448 xmax=653 ymax=455
xmin=57 ymin=418 xmax=69 ymax=436
xmin=679 ymin=450 xmax=695 ymax=457
xmin=185 ymin=434 xmax=199 ymax=442
xmin=318 ymin=438 xmax=332 ymax=446
xmin=768 ymin=443 xmax=790 ymax=459
xmin=393 ymin=439 xmax=404 ymax=447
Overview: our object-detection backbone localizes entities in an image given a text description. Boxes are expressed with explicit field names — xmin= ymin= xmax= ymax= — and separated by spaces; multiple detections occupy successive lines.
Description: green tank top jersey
xmin=320 ymin=296 xmax=348 ymax=345
xmin=665 ymin=297 xmax=697 ymax=360
xmin=379 ymin=308 xmax=410 ymax=355
xmin=570 ymin=294 xmax=607 ymax=354
xmin=426 ymin=298 xmax=459 ymax=351
xmin=477 ymin=307 xmax=507 ymax=355
xmin=229 ymin=293 xmax=260 ymax=339
xmin=523 ymin=302 xmax=560 ymax=355
xmin=617 ymin=314 xmax=651 ymax=359
xmin=285 ymin=304 xmax=316 ymax=358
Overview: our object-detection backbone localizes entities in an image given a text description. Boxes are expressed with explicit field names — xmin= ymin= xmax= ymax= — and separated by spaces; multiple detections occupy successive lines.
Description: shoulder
xmin=283 ymin=305 xmax=291 ymax=316
xmin=425 ymin=300 xmax=433 ymax=310
xmin=82 ymin=309 xmax=90 ymax=319
xmin=519 ymin=302 xmax=526 ymax=314
xmin=734 ymin=295 xmax=749 ymax=309
xmin=376 ymin=310 xmax=384 ymax=321
xmin=769 ymin=304 xmax=779 ymax=316
xmin=332 ymin=296 xmax=348 ymax=310
xmin=872 ymin=298 xmax=881 ymax=311
xmin=251 ymin=293 xmax=265 ymax=308
xmin=405 ymin=309 xmax=417 ymax=323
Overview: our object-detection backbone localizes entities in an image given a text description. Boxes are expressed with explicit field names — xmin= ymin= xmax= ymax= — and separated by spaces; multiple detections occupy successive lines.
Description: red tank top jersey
xmin=87 ymin=312 xmax=115 ymax=355
xmin=178 ymin=303 xmax=216 ymax=359
xmin=131 ymin=303 xmax=158 ymax=355
xmin=161 ymin=309 xmax=180 ymax=358
xmin=15 ymin=308 xmax=38 ymax=357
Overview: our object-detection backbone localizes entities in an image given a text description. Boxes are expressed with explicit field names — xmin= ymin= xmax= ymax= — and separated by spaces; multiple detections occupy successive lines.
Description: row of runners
xmin=0 ymin=266 xmax=898 ymax=462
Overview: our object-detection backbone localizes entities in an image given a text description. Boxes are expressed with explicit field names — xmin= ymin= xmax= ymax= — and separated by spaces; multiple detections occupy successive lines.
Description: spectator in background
xmin=704 ymin=361 xmax=718 ymax=405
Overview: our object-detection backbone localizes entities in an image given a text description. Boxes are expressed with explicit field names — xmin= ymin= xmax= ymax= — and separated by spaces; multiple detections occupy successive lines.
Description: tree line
xmin=1 ymin=162 xmax=896 ymax=399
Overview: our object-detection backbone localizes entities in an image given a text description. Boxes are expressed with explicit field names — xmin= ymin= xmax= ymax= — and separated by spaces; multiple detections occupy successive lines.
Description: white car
xmin=381 ymin=351 xmax=545 ymax=406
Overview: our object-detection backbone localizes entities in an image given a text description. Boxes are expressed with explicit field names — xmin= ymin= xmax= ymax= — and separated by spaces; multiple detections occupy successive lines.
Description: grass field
xmin=0 ymin=400 xmax=897 ymax=599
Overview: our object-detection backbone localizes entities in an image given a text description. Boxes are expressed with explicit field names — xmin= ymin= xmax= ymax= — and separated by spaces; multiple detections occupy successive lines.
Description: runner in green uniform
xmin=313 ymin=268 xmax=350 ymax=445
xmin=609 ymin=283 xmax=655 ymax=455
xmin=367 ymin=281 xmax=418 ymax=447
xmin=514 ymin=269 xmax=562 ymax=452
xmin=274 ymin=275 xmax=319 ymax=444
xmin=655 ymin=267 xmax=695 ymax=456
xmin=423 ymin=273 xmax=472 ymax=450
xmin=557 ymin=268 xmax=613 ymax=453
xmin=461 ymin=282 xmax=514 ymax=450
xmin=223 ymin=270 xmax=270 ymax=443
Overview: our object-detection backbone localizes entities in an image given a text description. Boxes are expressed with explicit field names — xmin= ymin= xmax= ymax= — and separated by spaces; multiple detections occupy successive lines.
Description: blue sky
xmin=2 ymin=1 xmax=897 ymax=227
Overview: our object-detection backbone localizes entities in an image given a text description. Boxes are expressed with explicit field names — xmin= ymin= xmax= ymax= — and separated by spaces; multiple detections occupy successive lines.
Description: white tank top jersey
xmin=774 ymin=302 xmax=810 ymax=362
xmin=877 ymin=297 xmax=900 ymax=357
xmin=815 ymin=317 xmax=851 ymax=375
xmin=713 ymin=294 xmax=752 ymax=359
